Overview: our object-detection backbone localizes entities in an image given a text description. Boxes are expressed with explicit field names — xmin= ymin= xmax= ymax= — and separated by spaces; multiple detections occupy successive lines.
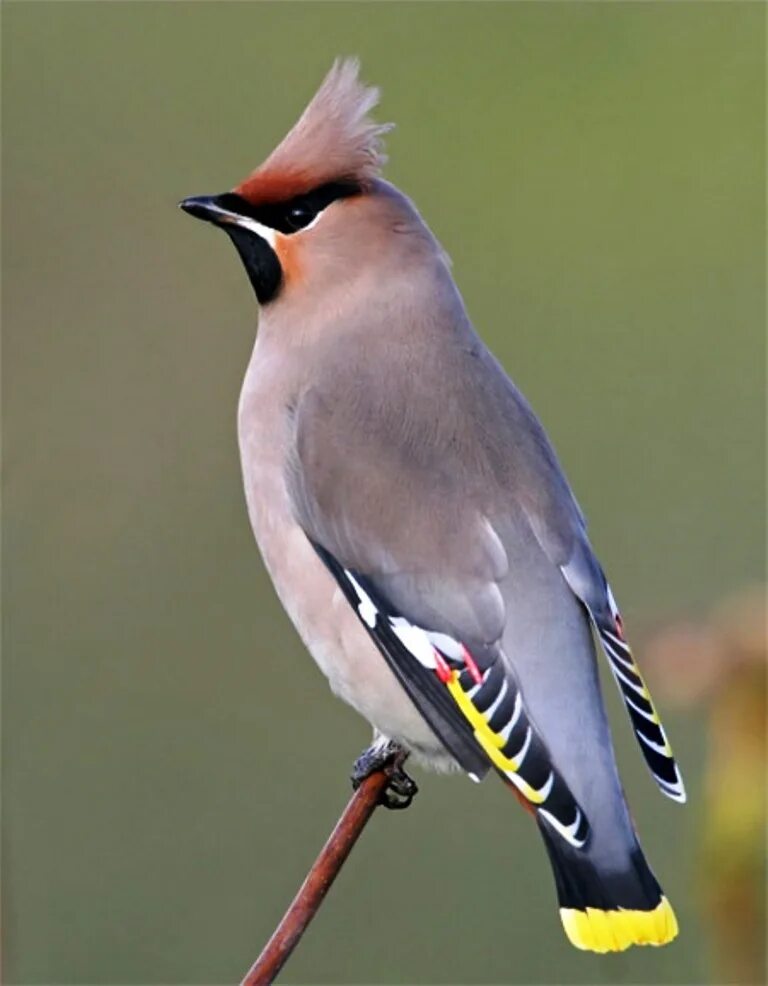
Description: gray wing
xmin=286 ymin=381 xmax=591 ymax=847
xmin=463 ymin=346 xmax=686 ymax=803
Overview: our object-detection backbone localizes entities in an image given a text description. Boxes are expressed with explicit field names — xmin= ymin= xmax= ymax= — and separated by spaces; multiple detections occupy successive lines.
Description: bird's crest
xmin=236 ymin=58 xmax=392 ymax=205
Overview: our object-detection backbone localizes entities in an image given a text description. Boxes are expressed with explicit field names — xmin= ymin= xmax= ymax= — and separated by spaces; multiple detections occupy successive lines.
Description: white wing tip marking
xmin=345 ymin=570 xmax=378 ymax=629
xmin=537 ymin=771 xmax=555 ymax=802
xmin=606 ymin=583 xmax=620 ymax=619
xmin=658 ymin=771 xmax=687 ymax=804
xmin=539 ymin=807 xmax=587 ymax=848
xmin=484 ymin=679 xmax=508 ymax=722
xmin=426 ymin=631 xmax=463 ymax=660
xmin=637 ymin=729 xmax=673 ymax=757
xmin=509 ymin=725 xmax=533 ymax=769
xmin=390 ymin=620 xmax=437 ymax=669
xmin=497 ymin=693 xmax=523 ymax=744
xmin=665 ymin=785 xmax=687 ymax=804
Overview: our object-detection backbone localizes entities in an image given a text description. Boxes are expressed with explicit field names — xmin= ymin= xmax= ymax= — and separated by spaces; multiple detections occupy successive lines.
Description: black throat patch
xmin=220 ymin=181 xmax=360 ymax=304
xmin=224 ymin=226 xmax=283 ymax=305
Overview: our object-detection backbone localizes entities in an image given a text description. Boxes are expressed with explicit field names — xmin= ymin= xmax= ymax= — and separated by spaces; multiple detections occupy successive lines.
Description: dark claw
xmin=381 ymin=767 xmax=418 ymax=810
xmin=351 ymin=740 xmax=419 ymax=810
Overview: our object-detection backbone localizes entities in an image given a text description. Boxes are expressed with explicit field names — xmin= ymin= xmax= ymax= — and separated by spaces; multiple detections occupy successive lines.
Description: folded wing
xmin=288 ymin=386 xmax=590 ymax=848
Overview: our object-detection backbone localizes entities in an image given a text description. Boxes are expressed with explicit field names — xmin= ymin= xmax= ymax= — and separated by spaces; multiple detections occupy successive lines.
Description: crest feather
xmin=236 ymin=58 xmax=392 ymax=205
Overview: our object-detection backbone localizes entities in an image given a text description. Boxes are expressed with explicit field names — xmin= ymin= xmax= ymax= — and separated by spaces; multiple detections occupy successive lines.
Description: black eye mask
xmin=217 ymin=181 xmax=361 ymax=235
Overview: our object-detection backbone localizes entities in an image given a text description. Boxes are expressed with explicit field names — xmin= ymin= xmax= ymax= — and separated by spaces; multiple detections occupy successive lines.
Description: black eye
xmin=218 ymin=182 xmax=360 ymax=238
xmin=285 ymin=202 xmax=317 ymax=232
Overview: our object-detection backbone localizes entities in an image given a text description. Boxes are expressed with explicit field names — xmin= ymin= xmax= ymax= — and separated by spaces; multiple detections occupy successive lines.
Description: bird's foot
xmin=352 ymin=739 xmax=418 ymax=810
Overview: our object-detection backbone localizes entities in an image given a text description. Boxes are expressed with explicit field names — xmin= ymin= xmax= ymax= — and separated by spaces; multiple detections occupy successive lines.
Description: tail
xmin=538 ymin=820 xmax=679 ymax=953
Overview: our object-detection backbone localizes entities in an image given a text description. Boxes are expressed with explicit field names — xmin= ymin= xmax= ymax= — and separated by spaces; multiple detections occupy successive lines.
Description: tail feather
xmin=538 ymin=820 xmax=679 ymax=953
xmin=561 ymin=899 xmax=677 ymax=953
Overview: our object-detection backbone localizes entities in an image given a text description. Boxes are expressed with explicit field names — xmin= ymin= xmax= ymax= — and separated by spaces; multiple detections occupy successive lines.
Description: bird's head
xmin=180 ymin=59 xmax=421 ymax=308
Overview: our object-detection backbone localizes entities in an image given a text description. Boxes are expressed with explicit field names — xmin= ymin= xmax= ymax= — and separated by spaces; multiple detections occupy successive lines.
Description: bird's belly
xmin=237 ymin=392 xmax=449 ymax=766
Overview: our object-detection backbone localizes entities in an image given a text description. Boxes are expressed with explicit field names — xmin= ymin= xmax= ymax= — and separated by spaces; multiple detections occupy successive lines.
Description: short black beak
xmin=179 ymin=195 xmax=226 ymax=224
xmin=178 ymin=192 xmax=282 ymax=304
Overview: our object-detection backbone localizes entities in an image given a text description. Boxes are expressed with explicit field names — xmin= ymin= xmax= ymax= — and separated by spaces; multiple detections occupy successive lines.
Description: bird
xmin=180 ymin=58 xmax=685 ymax=954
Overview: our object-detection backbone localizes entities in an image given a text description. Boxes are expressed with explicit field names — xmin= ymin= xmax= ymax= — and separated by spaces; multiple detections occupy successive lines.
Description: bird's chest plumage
xmin=236 ymin=339 xmax=447 ymax=761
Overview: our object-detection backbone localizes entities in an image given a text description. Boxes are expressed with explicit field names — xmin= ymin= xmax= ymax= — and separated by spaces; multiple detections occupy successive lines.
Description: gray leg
xmin=351 ymin=736 xmax=418 ymax=810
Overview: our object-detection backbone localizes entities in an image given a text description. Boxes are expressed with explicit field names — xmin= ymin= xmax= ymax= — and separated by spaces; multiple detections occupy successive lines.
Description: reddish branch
xmin=240 ymin=768 xmax=391 ymax=986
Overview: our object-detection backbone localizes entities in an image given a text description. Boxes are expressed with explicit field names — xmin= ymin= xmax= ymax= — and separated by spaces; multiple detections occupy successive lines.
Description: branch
xmin=239 ymin=768 xmax=391 ymax=986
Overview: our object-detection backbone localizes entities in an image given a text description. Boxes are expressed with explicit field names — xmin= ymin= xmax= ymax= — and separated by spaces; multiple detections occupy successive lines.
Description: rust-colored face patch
xmin=273 ymin=232 xmax=303 ymax=287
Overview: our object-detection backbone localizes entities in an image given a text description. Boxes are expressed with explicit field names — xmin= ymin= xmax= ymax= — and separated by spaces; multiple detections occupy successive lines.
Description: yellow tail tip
xmin=560 ymin=896 xmax=679 ymax=953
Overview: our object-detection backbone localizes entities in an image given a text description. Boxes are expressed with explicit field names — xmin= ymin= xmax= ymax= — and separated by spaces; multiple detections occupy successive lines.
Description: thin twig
xmin=240 ymin=768 xmax=391 ymax=986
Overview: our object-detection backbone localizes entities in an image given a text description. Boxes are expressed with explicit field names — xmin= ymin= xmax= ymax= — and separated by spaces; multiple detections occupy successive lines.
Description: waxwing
xmin=181 ymin=59 xmax=685 ymax=953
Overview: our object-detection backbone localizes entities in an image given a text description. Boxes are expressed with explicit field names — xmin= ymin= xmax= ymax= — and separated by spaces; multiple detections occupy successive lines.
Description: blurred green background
xmin=3 ymin=2 xmax=765 ymax=984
